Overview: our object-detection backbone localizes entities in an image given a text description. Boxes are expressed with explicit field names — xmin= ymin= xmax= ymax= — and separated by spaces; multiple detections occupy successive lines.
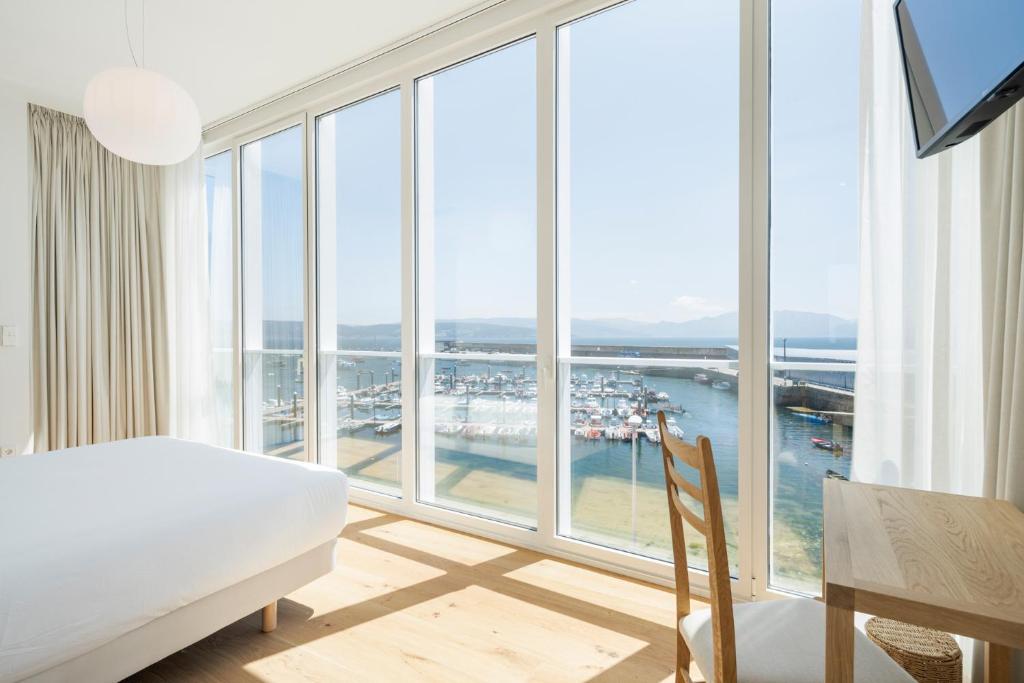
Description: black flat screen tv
xmin=894 ymin=0 xmax=1024 ymax=158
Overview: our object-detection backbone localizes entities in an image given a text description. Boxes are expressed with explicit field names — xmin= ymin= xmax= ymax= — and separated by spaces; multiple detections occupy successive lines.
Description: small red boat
xmin=810 ymin=437 xmax=837 ymax=451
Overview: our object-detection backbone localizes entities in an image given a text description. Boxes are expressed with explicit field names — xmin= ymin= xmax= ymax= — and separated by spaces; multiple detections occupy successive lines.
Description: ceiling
xmin=0 ymin=0 xmax=493 ymax=126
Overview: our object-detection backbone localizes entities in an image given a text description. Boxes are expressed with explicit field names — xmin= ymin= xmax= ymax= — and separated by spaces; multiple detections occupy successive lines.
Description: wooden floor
xmin=129 ymin=504 xmax=700 ymax=682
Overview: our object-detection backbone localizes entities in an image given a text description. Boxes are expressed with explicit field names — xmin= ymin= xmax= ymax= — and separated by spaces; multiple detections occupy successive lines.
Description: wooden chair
xmin=656 ymin=411 xmax=914 ymax=683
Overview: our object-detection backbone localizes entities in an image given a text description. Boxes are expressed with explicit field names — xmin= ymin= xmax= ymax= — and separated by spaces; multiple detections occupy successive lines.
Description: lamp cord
xmin=125 ymin=0 xmax=144 ymax=67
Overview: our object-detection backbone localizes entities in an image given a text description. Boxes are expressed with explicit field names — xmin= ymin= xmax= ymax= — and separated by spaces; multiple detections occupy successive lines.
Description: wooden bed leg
xmin=261 ymin=601 xmax=278 ymax=633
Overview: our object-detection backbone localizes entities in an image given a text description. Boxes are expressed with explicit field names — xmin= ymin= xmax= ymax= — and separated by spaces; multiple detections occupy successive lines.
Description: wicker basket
xmin=865 ymin=617 xmax=963 ymax=682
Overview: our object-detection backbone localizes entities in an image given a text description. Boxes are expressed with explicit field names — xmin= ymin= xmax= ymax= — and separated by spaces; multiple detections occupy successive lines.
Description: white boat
xmin=375 ymin=420 xmax=401 ymax=435
xmin=712 ymin=380 xmax=731 ymax=390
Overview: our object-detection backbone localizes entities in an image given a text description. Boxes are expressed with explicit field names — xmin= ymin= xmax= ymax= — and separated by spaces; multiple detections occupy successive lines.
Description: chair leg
xmin=261 ymin=600 xmax=278 ymax=633
xmin=677 ymin=630 xmax=693 ymax=683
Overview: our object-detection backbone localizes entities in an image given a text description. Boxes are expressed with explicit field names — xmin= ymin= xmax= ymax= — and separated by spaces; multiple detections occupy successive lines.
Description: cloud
xmin=669 ymin=295 xmax=727 ymax=321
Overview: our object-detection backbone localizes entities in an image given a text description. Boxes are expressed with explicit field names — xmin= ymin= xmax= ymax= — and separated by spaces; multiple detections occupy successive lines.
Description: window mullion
xmin=400 ymin=77 xmax=418 ymax=508
xmin=536 ymin=23 xmax=557 ymax=544
xmin=304 ymin=113 xmax=318 ymax=466
xmin=743 ymin=0 xmax=772 ymax=600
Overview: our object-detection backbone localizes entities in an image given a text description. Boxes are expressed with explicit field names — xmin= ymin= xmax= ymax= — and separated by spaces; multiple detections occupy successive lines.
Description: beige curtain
xmin=978 ymin=104 xmax=1024 ymax=679
xmin=30 ymin=104 xmax=169 ymax=451
xmin=981 ymin=102 xmax=1024 ymax=510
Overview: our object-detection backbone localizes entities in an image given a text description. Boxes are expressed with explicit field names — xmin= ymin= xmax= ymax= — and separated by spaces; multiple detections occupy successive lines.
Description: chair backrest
xmin=657 ymin=410 xmax=736 ymax=683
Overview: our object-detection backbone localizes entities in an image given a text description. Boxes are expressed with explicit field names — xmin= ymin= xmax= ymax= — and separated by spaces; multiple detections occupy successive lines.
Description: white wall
xmin=0 ymin=82 xmax=32 ymax=454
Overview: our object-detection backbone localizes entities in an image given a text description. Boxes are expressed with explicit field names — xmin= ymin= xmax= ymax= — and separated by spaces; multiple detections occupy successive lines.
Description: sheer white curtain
xmin=162 ymin=151 xmax=219 ymax=444
xmin=852 ymin=0 xmax=984 ymax=495
xmin=855 ymin=1 xmax=1024 ymax=678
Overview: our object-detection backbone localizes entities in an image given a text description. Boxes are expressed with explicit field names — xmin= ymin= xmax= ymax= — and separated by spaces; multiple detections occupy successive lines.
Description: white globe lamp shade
xmin=628 ymin=414 xmax=643 ymax=426
xmin=83 ymin=67 xmax=201 ymax=166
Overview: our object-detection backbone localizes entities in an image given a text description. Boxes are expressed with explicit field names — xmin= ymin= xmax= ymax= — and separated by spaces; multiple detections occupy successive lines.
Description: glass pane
xmin=203 ymin=150 xmax=234 ymax=448
xmin=241 ymin=125 xmax=305 ymax=459
xmin=556 ymin=0 xmax=740 ymax=568
xmin=769 ymin=0 xmax=860 ymax=593
xmin=419 ymin=358 xmax=537 ymax=527
xmin=770 ymin=0 xmax=859 ymax=350
xmin=416 ymin=39 xmax=537 ymax=355
xmin=560 ymin=0 xmax=739 ymax=355
xmin=770 ymin=367 xmax=855 ymax=593
xmin=416 ymin=39 xmax=538 ymax=526
xmin=325 ymin=354 xmax=402 ymax=493
xmin=560 ymin=362 xmax=739 ymax=573
xmin=317 ymin=90 xmax=402 ymax=492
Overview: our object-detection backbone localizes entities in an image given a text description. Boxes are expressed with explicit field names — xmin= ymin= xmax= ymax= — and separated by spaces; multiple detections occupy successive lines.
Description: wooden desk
xmin=823 ymin=480 xmax=1024 ymax=682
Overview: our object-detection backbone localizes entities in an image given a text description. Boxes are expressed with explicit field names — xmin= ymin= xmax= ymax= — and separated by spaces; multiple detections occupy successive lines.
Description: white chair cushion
xmin=679 ymin=597 xmax=915 ymax=682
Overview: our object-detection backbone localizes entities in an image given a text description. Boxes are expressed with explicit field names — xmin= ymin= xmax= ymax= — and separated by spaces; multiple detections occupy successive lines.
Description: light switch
xmin=1 ymin=326 xmax=17 ymax=347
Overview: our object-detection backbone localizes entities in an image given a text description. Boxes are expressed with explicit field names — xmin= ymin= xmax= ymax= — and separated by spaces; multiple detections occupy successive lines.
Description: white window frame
xmin=201 ymin=0 xmax=803 ymax=602
xmin=313 ymin=86 xmax=404 ymax=495
xmin=414 ymin=35 xmax=542 ymax=529
xmin=233 ymin=115 xmax=311 ymax=462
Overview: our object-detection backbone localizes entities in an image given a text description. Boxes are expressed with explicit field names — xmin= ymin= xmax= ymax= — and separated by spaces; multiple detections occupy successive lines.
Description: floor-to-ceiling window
xmin=555 ymin=0 xmax=740 ymax=570
xmin=415 ymin=38 xmax=538 ymax=527
xmin=206 ymin=0 xmax=860 ymax=596
xmin=203 ymin=150 xmax=235 ymax=448
xmin=768 ymin=0 xmax=860 ymax=594
xmin=317 ymin=89 xmax=403 ymax=494
xmin=241 ymin=124 xmax=306 ymax=459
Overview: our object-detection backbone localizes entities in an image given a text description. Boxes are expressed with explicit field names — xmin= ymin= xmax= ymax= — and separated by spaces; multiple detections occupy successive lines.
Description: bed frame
xmin=24 ymin=540 xmax=336 ymax=682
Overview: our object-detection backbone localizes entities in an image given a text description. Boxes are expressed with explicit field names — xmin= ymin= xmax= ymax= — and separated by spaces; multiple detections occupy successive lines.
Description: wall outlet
xmin=0 ymin=326 xmax=16 ymax=347
xmin=0 ymin=447 xmax=14 ymax=458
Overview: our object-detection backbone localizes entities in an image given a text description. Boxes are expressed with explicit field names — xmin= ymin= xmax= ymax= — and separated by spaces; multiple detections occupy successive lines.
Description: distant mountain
xmin=338 ymin=322 xmax=401 ymax=338
xmin=435 ymin=320 xmax=535 ymax=340
xmin=337 ymin=320 xmax=534 ymax=340
xmin=332 ymin=310 xmax=856 ymax=341
xmin=571 ymin=311 xmax=855 ymax=340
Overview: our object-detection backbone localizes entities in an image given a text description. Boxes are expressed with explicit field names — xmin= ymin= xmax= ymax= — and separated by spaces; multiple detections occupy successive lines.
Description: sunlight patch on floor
xmin=503 ymin=557 xmax=678 ymax=626
xmin=361 ymin=518 xmax=519 ymax=566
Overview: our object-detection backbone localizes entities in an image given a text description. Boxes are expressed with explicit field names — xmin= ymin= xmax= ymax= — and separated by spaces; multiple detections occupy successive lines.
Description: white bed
xmin=0 ymin=437 xmax=348 ymax=683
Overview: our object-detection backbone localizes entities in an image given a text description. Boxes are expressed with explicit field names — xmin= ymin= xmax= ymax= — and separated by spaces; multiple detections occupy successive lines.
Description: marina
xmin=251 ymin=340 xmax=855 ymax=593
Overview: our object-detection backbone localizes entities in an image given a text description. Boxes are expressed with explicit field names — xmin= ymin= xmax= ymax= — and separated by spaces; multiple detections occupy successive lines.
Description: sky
xmin=209 ymin=0 xmax=861 ymax=335
xmin=319 ymin=89 xmax=402 ymax=337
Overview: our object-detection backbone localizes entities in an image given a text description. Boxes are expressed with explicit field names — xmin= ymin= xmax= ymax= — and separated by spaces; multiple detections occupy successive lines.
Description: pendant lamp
xmin=83 ymin=0 xmax=200 ymax=165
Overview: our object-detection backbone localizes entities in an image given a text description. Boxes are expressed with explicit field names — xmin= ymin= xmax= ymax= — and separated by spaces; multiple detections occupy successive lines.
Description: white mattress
xmin=0 ymin=437 xmax=348 ymax=682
